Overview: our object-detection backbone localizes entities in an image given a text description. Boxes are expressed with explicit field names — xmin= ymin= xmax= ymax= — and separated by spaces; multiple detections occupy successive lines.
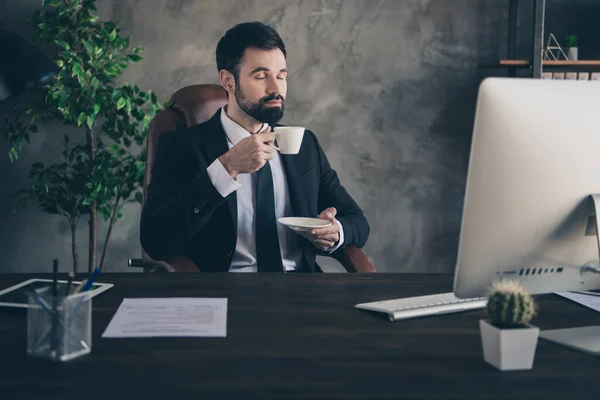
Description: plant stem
xmin=99 ymin=194 xmax=121 ymax=272
xmin=86 ymin=126 xmax=97 ymax=273
xmin=70 ymin=221 xmax=78 ymax=274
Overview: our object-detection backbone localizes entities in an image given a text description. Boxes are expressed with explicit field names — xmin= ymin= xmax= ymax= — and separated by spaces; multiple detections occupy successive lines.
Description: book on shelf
xmin=578 ymin=72 xmax=590 ymax=80
xmin=565 ymin=72 xmax=578 ymax=80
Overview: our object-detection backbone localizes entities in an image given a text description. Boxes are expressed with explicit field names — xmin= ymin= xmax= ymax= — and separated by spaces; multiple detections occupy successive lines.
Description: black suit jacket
xmin=140 ymin=109 xmax=369 ymax=272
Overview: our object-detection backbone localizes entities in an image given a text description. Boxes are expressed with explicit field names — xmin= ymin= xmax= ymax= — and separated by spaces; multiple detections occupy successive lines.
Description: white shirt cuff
xmin=327 ymin=219 xmax=345 ymax=253
xmin=207 ymin=158 xmax=241 ymax=198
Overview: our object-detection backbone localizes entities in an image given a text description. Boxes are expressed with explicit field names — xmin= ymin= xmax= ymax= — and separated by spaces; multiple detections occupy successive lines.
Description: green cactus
xmin=485 ymin=280 xmax=536 ymax=328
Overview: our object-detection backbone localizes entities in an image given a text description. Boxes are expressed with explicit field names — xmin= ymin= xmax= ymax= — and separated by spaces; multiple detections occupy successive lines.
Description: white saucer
xmin=277 ymin=217 xmax=331 ymax=232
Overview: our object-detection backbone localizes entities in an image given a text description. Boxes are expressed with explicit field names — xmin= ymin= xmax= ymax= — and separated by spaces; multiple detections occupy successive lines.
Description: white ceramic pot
xmin=479 ymin=319 xmax=539 ymax=371
xmin=567 ymin=47 xmax=578 ymax=61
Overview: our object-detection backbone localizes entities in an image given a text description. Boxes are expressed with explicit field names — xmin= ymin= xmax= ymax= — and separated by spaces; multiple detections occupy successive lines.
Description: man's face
xmin=233 ymin=47 xmax=287 ymax=125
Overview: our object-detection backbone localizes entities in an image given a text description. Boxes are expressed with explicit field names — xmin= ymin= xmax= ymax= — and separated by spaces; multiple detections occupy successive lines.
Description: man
xmin=140 ymin=22 xmax=369 ymax=272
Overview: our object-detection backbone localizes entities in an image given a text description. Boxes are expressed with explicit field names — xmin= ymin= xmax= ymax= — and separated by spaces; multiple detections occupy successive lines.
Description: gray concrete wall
xmin=0 ymin=0 xmax=595 ymax=274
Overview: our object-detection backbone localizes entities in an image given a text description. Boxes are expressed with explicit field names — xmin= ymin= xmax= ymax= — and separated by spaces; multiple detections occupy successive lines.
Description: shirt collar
xmin=220 ymin=106 xmax=268 ymax=146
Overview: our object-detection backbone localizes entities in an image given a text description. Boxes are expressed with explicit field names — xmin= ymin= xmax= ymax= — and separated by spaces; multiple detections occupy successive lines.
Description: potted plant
xmin=2 ymin=0 xmax=162 ymax=273
xmin=564 ymin=34 xmax=578 ymax=61
xmin=479 ymin=279 xmax=539 ymax=371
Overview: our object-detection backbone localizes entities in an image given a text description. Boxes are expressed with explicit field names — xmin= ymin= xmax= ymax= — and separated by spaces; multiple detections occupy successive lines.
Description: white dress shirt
xmin=206 ymin=107 xmax=344 ymax=272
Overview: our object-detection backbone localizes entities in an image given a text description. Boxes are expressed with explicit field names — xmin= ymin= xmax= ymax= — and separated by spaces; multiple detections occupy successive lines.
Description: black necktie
xmin=255 ymin=161 xmax=284 ymax=272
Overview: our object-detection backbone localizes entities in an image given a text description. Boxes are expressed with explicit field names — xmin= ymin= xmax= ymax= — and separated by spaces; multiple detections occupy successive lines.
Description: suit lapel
xmin=200 ymin=110 xmax=238 ymax=238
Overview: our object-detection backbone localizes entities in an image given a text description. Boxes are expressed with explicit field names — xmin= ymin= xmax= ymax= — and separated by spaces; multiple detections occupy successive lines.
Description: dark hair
xmin=216 ymin=22 xmax=287 ymax=80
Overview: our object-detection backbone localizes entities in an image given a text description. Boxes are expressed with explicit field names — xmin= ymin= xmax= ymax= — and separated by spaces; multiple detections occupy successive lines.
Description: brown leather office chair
xmin=128 ymin=84 xmax=375 ymax=273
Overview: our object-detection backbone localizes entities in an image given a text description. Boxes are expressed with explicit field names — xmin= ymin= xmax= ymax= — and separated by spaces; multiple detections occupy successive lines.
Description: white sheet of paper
xmin=554 ymin=291 xmax=600 ymax=313
xmin=101 ymin=298 xmax=227 ymax=338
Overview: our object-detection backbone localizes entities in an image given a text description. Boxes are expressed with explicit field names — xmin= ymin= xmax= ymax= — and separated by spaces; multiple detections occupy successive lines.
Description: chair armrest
xmin=128 ymin=255 xmax=199 ymax=273
xmin=128 ymin=258 xmax=175 ymax=272
xmin=331 ymin=246 xmax=376 ymax=273
xmin=166 ymin=255 xmax=200 ymax=272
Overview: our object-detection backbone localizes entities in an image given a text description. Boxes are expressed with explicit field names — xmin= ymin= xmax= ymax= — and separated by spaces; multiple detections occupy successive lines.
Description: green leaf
xmin=117 ymin=97 xmax=126 ymax=110
xmin=72 ymin=62 xmax=82 ymax=77
xmin=86 ymin=116 xmax=94 ymax=129
xmin=109 ymin=28 xmax=117 ymax=41
xmin=77 ymin=113 xmax=86 ymax=127
xmin=94 ymin=104 xmax=101 ymax=115
xmin=56 ymin=40 xmax=70 ymax=50
xmin=151 ymin=92 xmax=157 ymax=104
xmin=56 ymin=60 xmax=64 ymax=68
xmin=82 ymin=198 xmax=94 ymax=206
xmin=128 ymin=54 xmax=142 ymax=62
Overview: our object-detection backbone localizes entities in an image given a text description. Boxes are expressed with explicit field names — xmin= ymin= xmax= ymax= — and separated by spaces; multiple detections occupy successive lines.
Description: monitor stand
xmin=540 ymin=326 xmax=600 ymax=355
xmin=539 ymin=194 xmax=600 ymax=355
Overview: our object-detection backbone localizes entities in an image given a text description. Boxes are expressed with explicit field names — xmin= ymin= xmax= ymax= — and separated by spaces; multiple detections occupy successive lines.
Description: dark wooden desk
xmin=1 ymin=273 xmax=599 ymax=399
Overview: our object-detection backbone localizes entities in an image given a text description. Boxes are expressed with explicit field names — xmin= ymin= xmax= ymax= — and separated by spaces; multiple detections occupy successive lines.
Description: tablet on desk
xmin=0 ymin=279 xmax=113 ymax=308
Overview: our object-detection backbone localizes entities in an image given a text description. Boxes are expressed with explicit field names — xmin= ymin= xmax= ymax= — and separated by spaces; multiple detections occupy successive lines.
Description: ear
xmin=219 ymin=70 xmax=235 ymax=95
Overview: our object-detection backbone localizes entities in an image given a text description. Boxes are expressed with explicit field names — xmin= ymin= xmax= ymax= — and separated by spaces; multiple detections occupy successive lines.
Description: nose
xmin=266 ymin=76 xmax=282 ymax=96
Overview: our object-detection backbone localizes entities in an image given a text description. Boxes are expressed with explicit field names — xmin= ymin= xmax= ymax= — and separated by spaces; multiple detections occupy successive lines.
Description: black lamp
xmin=0 ymin=25 xmax=59 ymax=101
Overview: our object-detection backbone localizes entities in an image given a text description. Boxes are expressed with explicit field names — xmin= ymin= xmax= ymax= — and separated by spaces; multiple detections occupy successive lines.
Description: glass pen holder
xmin=26 ymin=285 xmax=92 ymax=362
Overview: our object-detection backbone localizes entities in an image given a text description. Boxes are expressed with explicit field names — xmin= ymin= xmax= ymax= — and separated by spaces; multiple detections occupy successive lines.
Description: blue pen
xmin=73 ymin=267 xmax=99 ymax=294
xmin=67 ymin=267 xmax=100 ymax=322
xmin=82 ymin=267 xmax=100 ymax=292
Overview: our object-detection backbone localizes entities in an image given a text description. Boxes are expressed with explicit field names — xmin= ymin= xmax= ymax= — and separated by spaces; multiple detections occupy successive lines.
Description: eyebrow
xmin=249 ymin=67 xmax=288 ymax=75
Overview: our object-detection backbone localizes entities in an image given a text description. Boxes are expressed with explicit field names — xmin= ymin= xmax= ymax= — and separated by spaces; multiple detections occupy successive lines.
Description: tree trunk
xmin=86 ymin=127 xmax=97 ymax=273
xmin=88 ymin=211 xmax=96 ymax=273
xmin=70 ymin=222 xmax=78 ymax=274
xmin=99 ymin=196 xmax=121 ymax=272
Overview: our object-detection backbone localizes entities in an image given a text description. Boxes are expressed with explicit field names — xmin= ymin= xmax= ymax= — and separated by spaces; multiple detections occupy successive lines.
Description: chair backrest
xmin=139 ymin=84 xmax=227 ymax=271
xmin=143 ymin=84 xmax=227 ymax=206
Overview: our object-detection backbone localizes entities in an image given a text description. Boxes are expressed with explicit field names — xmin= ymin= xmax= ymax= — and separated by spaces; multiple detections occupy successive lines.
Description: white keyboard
xmin=355 ymin=292 xmax=487 ymax=321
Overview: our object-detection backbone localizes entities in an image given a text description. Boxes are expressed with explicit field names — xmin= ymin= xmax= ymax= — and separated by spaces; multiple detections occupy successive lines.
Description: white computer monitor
xmin=453 ymin=77 xmax=600 ymax=299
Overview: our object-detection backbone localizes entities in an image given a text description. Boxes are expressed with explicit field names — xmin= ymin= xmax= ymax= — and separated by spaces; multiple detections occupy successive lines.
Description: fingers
xmin=260 ymin=143 xmax=276 ymax=154
xmin=314 ymin=239 xmax=335 ymax=249
xmin=294 ymin=230 xmax=338 ymax=250
xmin=318 ymin=207 xmax=337 ymax=221
xmin=296 ymin=230 xmax=337 ymax=241
xmin=310 ymin=224 xmax=340 ymax=236
xmin=256 ymin=131 xmax=275 ymax=144
xmin=309 ymin=233 xmax=338 ymax=243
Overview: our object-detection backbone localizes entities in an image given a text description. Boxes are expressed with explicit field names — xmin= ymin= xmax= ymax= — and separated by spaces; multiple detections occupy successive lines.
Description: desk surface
xmin=1 ymin=273 xmax=599 ymax=399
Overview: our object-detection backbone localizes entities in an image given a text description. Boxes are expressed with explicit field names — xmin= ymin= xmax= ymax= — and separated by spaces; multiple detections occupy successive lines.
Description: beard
xmin=234 ymin=82 xmax=285 ymax=125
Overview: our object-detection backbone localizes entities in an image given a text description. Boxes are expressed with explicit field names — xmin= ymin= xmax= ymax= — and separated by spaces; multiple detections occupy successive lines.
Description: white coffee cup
xmin=274 ymin=126 xmax=305 ymax=154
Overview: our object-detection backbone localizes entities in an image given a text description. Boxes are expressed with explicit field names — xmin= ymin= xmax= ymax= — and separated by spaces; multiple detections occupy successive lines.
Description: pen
xmin=52 ymin=259 xmax=58 ymax=298
xmin=65 ymin=272 xmax=74 ymax=296
xmin=73 ymin=267 xmax=99 ymax=294
xmin=27 ymin=290 xmax=53 ymax=313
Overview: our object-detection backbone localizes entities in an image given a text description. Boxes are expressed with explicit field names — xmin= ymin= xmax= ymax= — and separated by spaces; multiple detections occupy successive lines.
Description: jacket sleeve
xmin=310 ymin=131 xmax=370 ymax=249
xmin=140 ymin=132 xmax=228 ymax=260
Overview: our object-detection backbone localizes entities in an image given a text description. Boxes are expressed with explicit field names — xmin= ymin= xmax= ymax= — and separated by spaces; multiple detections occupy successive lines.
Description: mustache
xmin=261 ymin=93 xmax=285 ymax=103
